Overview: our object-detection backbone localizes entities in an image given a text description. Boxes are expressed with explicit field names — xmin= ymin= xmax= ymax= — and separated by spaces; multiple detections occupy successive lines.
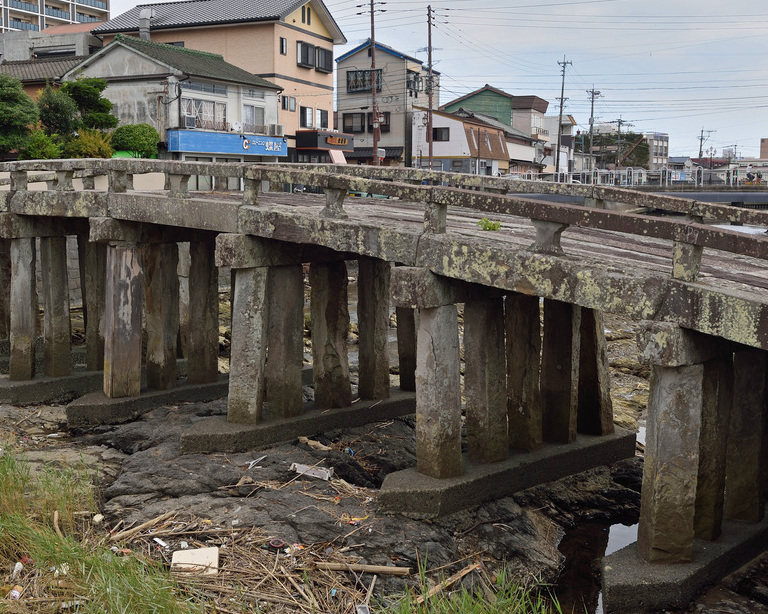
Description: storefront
xmin=295 ymin=130 xmax=354 ymax=164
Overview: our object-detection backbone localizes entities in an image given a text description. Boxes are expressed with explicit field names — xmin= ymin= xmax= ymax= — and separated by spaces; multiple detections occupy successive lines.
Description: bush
xmin=63 ymin=129 xmax=113 ymax=158
xmin=37 ymin=84 xmax=79 ymax=136
xmin=17 ymin=129 xmax=63 ymax=160
xmin=111 ymin=123 xmax=160 ymax=158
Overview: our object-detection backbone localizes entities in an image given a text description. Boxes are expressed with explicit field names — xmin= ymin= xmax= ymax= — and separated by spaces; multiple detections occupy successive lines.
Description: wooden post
xmin=577 ymin=308 xmax=614 ymax=435
xmin=103 ymin=243 xmax=142 ymax=398
xmin=9 ymin=238 xmax=37 ymax=381
xmin=396 ymin=307 xmax=417 ymax=391
xmin=187 ymin=239 xmax=219 ymax=384
xmin=40 ymin=236 xmax=71 ymax=377
xmin=357 ymin=257 xmax=391 ymax=400
xmin=77 ymin=234 xmax=106 ymax=371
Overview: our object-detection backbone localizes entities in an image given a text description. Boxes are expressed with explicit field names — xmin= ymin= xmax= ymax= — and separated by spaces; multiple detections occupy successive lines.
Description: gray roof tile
xmin=0 ymin=56 xmax=87 ymax=83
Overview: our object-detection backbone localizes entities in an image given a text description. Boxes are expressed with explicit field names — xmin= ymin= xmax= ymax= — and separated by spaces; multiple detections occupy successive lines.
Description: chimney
xmin=139 ymin=8 xmax=154 ymax=40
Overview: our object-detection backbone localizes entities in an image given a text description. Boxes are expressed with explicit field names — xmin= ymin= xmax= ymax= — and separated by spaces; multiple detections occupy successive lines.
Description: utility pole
xmin=613 ymin=116 xmax=632 ymax=167
xmin=555 ymin=55 xmax=572 ymax=179
xmin=427 ymin=4 xmax=434 ymax=171
xmin=586 ymin=87 xmax=601 ymax=171
xmin=369 ymin=0 xmax=380 ymax=166
xmin=697 ymin=127 xmax=715 ymax=160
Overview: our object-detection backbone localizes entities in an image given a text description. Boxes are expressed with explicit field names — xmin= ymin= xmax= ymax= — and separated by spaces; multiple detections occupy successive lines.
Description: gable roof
xmin=68 ymin=35 xmax=282 ymax=90
xmin=337 ymin=38 xmax=422 ymax=65
xmin=450 ymin=108 xmax=533 ymax=142
xmin=0 ymin=55 xmax=87 ymax=84
xmin=93 ymin=0 xmax=346 ymax=44
xmin=442 ymin=85 xmax=548 ymax=114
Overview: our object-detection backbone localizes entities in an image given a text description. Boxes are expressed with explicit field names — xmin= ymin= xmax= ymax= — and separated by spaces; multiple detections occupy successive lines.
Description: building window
xmin=180 ymin=81 xmax=227 ymax=95
xmin=281 ymin=96 xmax=290 ymax=110
xmin=182 ymin=97 xmax=227 ymax=131
xmin=316 ymin=109 xmax=328 ymax=129
xmin=367 ymin=111 xmax=390 ymax=133
xmin=346 ymin=69 xmax=382 ymax=93
xmin=432 ymin=127 xmax=449 ymax=141
xmin=299 ymin=106 xmax=313 ymax=128
xmin=243 ymin=104 xmax=265 ymax=133
xmin=280 ymin=37 xmax=287 ymax=55
xmin=243 ymin=88 xmax=265 ymax=99
xmin=290 ymin=97 xmax=296 ymax=112
xmin=342 ymin=112 xmax=365 ymax=133
xmin=302 ymin=5 xmax=311 ymax=24
xmin=315 ymin=47 xmax=333 ymax=73
xmin=297 ymin=41 xmax=315 ymax=68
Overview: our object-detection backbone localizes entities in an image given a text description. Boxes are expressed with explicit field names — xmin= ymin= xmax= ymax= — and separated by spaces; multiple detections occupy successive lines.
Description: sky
xmin=107 ymin=0 xmax=768 ymax=159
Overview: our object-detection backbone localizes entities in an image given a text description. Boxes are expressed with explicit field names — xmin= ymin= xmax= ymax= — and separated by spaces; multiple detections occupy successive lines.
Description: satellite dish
xmin=231 ymin=121 xmax=242 ymax=133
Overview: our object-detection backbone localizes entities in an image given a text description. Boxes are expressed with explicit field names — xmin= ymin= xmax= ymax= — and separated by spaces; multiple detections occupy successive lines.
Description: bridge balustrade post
xmin=186 ymin=239 xmax=219 ymax=385
xmin=77 ymin=235 xmax=106 ymax=371
xmin=9 ymin=237 xmax=37 ymax=381
xmin=168 ymin=173 xmax=190 ymax=199
xmin=142 ymin=242 xmax=180 ymax=391
xmin=55 ymin=170 xmax=74 ymax=192
xmin=242 ymin=177 xmax=261 ymax=206
xmin=310 ymin=260 xmax=352 ymax=408
xmin=40 ymin=236 xmax=71 ymax=377
xmin=321 ymin=188 xmax=349 ymax=219
xmin=724 ymin=349 xmax=768 ymax=522
xmin=357 ymin=257 xmax=391 ymax=400
xmin=672 ymin=240 xmax=703 ymax=282
xmin=636 ymin=322 xmax=733 ymax=562
xmin=541 ymin=299 xmax=580 ymax=444
xmin=10 ymin=171 xmax=28 ymax=192
xmin=464 ymin=296 xmax=508 ymax=463
xmin=530 ymin=220 xmax=569 ymax=254
xmin=424 ymin=188 xmax=447 ymax=234
xmin=103 ymin=243 xmax=143 ymax=398
xmin=506 ymin=292 xmax=542 ymax=451
xmin=108 ymin=170 xmax=133 ymax=193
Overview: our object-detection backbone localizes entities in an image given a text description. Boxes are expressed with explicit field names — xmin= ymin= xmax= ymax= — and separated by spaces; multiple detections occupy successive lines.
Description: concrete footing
xmin=180 ymin=389 xmax=416 ymax=454
xmin=67 ymin=375 xmax=229 ymax=428
xmin=602 ymin=508 xmax=768 ymax=613
xmin=0 ymin=370 xmax=103 ymax=405
xmin=378 ymin=428 xmax=636 ymax=518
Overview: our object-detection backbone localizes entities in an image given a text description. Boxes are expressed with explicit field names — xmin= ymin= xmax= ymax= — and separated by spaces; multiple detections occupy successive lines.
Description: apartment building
xmin=0 ymin=0 xmax=106 ymax=33
xmin=92 ymin=0 xmax=346 ymax=158
xmin=644 ymin=132 xmax=669 ymax=170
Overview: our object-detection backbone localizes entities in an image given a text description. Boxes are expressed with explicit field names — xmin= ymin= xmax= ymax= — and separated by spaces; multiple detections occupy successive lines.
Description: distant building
xmin=761 ymin=138 xmax=768 ymax=159
xmin=93 ymin=0 xmax=346 ymax=159
xmin=644 ymin=132 xmax=669 ymax=170
xmin=0 ymin=0 xmax=107 ymax=34
xmin=335 ymin=39 xmax=438 ymax=166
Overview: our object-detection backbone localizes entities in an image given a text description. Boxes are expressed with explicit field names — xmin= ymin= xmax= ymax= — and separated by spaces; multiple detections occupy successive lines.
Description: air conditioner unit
xmin=268 ymin=124 xmax=283 ymax=137
xmin=184 ymin=115 xmax=196 ymax=129
xmin=231 ymin=121 xmax=242 ymax=133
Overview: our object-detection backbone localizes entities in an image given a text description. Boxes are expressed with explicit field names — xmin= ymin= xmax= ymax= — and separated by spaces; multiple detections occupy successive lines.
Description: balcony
xmin=45 ymin=6 xmax=70 ymax=18
xmin=75 ymin=0 xmax=107 ymax=9
xmin=76 ymin=13 xmax=100 ymax=21
xmin=243 ymin=123 xmax=268 ymax=135
xmin=9 ymin=0 xmax=39 ymax=12
xmin=9 ymin=18 xmax=39 ymax=30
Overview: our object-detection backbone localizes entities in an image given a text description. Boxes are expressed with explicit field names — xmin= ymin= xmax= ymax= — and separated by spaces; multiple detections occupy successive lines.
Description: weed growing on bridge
xmin=477 ymin=218 xmax=502 ymax=231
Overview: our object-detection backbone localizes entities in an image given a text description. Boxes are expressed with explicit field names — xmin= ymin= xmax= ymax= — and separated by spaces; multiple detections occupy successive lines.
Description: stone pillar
xmin=103 ymin=243 xmax=142 ymax=398
xmin=39 ymin=236 xmax=71 ymax=377
xmin=636 ymin=322 xmax=734 ymax=563
xmin=506 ymin=293 xmax=542 ymax=451
xmin=310 ymin=260 xmax=352 ymax=408
xmin=264 ymin=264 xmax=304 ymax=419
xmin=227 ymin=267 xmax=269 ymax=423
xmin=177 ymin=242 xmax=191 ymax=359
xmin=357 ymin=257 xmax=391 ymax=400
xmin=142 ymin=242 xmax=179 ymax=390
xmin=77 ymin=235 xmax=106 ymax=371
xmin=464 ymin=297 xmax=508 ymax=463
xmin=0 ymin=239 xmax=11 ymax=339
xmin=416 ymin=304 xmax=462 ymax=478
xmin=541 ymin=299 xmax=580 ymax=444
xmin=725 ymin=349 xmax=768 ymax=523
xmin=187 ymin=239 xmax=219 ymax=384
xmin=577 ymin=308 xmax=614 ymax=435
xmin=396 ymin=307 xmax=416 ymax=392
xmin=9 ymin=238 xmax=37 ymax=381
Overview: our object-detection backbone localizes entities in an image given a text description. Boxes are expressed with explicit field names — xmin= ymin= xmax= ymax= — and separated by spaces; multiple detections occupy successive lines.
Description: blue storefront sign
xmin=167 ymin=130 xmax=287 ymax=157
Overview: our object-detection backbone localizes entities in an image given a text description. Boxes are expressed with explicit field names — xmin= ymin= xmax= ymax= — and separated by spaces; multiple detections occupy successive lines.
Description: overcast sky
xmin=108 ymin=0 xmax=768 ymax=158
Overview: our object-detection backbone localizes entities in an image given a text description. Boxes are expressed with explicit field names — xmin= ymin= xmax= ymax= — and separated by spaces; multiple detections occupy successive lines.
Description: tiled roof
xmin=95 ymin=0 xmax=317 ymax=32
xmin=42 ymin=22 xmax=106 ymax=33
xmin=0 ymin=56 xmax=87 ymax=83
xmin=105 ymin=35 xmax=281 ymax=89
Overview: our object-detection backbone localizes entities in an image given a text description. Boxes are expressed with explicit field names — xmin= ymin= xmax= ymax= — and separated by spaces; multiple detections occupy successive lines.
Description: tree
xmin=111 ymin=123 xmax=160 ymax=158
xmin=0 ymin=74 xmax=38 ymax=158
xmin=18 ymin=129 xmax=62 ymax=160
xmin=591 ymin=131 xmax=649 ymax=169
xmin=37 ymin=84 xmax=80 ymax=137
xmin=60 ymin=78 xmax=118 ymax=131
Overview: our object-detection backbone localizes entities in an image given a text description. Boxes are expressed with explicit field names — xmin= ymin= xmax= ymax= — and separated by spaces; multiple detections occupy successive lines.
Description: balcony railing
xmin=75 ymin=0 xmax=107 ymax=9
xmin=9 ymin=18 xmax=39 ymax=30
xmin=76 ymin=13 xmax=100 ymax=21
xmin=9 ymin=0 xmax=39 ymax=12
xmin=243 ymin=123 xmax=268 ymax=135
xmin=45 ymin=7 xmax=70 ymax=18
xmin=532 ymin=127 xmax=550 ymax=136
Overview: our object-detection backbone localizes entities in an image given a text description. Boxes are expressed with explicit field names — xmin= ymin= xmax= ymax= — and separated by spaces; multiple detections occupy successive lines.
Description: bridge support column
xmin=142 ymin=242 xmax=179 ymax=390
xmin=77 ymin=235 xmax=106 ymax=371
xmin=464 ymin=297 xmax=508 ymax=463
xmin=264 ymin=264 xmax=304 ymax=419
xmin=310 ymin=260 xmax=352 ymax=408
xmin=357 ymin=257 xmax=391 ymax=400
xmin=577 ymin=308 xmax=614 ymax=435
xmin=542 ymin=299 xmax=580 ymax=444
xmin=9 ymin=238 xmax=37 ymax=381
xmin=506 ymin=293 xmax=542 ymax=451
xmin=637 ymin=322 xmax=733 ymax=562
xmin=227 ymin=266 xmax=269 ymax=423
xmin=187 ymin=239 xmax=219 ymax=384
xmin=396 ymin=307 xmax=416 ymax=391
xmin=0 ymin=239 xmax=10 ymax=339
xmin=104 ymin=243 xmax=142 ymax=398
xmin=725 ymin=349 xmax=768 ymax=522
xmin=40 ymin=236 xmax=71 ymax=377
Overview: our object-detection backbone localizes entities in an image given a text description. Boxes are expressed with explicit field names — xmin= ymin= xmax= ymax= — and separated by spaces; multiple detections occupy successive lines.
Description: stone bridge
xmin=2 ymin=159 xmax=768 ymax=611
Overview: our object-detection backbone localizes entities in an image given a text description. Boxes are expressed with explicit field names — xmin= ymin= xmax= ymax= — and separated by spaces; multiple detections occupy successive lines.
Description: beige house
xmin=92 ymin=0 xmax=346 ymax=157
